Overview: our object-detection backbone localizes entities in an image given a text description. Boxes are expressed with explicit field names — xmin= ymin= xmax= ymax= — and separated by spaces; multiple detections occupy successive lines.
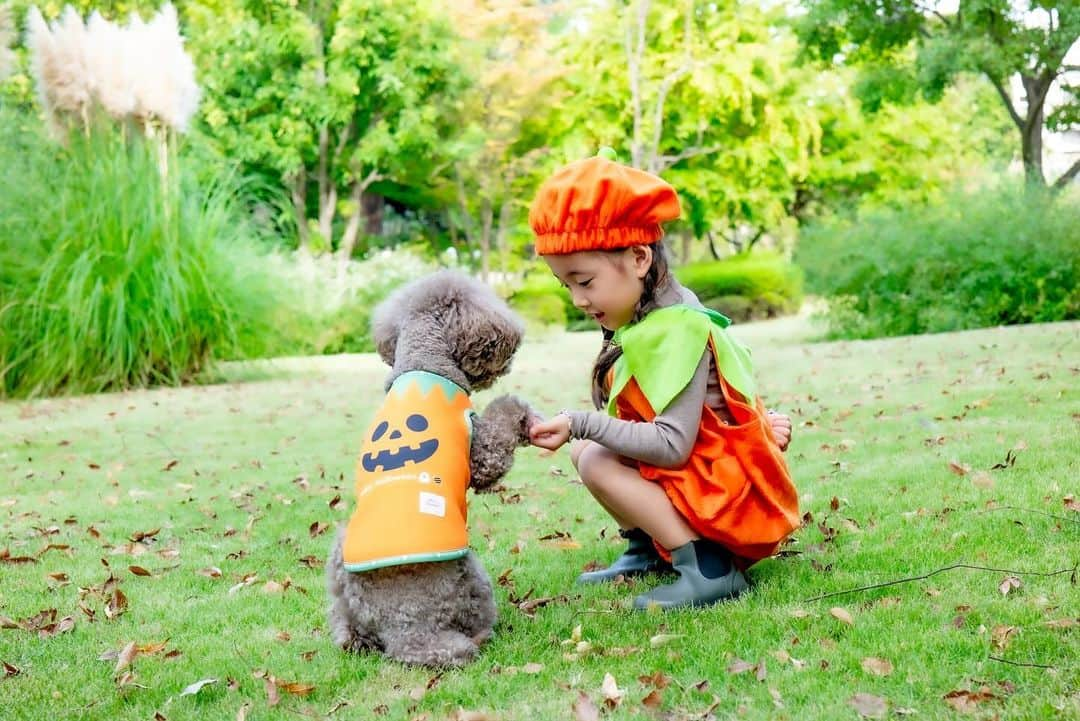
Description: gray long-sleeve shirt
xmin=566 ymin=278 xmax=735 ymax=469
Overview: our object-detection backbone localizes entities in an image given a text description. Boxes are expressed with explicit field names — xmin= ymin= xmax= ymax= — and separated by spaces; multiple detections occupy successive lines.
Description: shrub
xmin=676 ymin=253 xmax=804 ymax=316
xmin=509 ymin=290 xmax=566 ymax=328
xmin=258 ymin=246 xmax=438 ymax=356
xmin=0 ymin=115 xmax=277 ymax=398
xmin=510 ymin=268 xmax=592 ymax=329
xmin=796 ymin=184 xmax=1080 ymax=339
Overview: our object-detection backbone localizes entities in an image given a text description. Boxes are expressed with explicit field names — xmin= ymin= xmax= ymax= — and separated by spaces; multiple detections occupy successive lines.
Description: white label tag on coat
xmin=419 ymin=492 xmax=446 ymax=517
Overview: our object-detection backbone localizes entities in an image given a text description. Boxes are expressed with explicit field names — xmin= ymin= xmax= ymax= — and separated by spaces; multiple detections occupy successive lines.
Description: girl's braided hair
xmin=590 ymin=241 xmax=670 ymax=409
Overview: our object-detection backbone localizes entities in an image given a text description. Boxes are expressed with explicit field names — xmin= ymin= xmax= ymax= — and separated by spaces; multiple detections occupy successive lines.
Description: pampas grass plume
xmin=26 ymin=3 xmax=200 ymax=133
xmin=0 ymin=4 xmax=15 ymax=82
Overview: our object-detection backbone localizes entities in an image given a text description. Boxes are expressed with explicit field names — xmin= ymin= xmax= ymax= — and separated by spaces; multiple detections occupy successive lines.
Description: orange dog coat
xmin=342 ymin=371 xmax=474 ymax=572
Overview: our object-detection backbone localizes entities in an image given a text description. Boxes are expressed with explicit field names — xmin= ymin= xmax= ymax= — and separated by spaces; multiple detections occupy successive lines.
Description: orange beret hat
xmin=529 ymin=153 xmax=681 ymax=255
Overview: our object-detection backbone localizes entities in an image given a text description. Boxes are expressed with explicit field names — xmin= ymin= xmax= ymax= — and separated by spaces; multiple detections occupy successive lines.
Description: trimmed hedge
xmin=796 ymin=185 xmax=1080 ymax=339
xmin=675 ymin=253 xmax=804 ymax=321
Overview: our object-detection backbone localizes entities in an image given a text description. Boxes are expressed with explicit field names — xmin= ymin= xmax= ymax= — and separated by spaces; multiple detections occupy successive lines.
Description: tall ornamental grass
xmin=0 ymin=114 xmax=277 ymax=398
xmin=796 ymin=184 xmax=1080 ymax=339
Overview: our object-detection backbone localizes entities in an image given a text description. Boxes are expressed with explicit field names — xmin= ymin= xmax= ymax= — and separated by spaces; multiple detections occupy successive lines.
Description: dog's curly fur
xmin=327 ymin=270 xmax=532 ymax=668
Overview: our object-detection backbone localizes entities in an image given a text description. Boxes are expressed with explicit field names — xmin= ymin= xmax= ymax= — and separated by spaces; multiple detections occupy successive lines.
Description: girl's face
xmin=543 ymin=246 xmax=653 ymax=330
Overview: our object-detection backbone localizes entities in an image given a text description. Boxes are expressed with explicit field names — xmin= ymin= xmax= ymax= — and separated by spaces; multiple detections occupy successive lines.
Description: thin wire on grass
xmin=988 ymin=655 xmax=1056 ymax=670
xmin=974 ymin=505 xmax=1079 ymax=525
xmin=802 ymin=563 xmax=1078 ymax=603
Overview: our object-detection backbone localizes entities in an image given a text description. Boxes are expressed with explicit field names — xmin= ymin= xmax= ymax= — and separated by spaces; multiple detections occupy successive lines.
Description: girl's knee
xmin=576 ymin=444 xmax=620 ymax=493
xmin=569 ymin=439 xmax=593 ymax=470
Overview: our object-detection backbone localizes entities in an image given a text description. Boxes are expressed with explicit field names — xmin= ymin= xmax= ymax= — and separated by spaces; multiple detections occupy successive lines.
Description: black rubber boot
xmin=632 ymin=539 xmax=747 ymax=610
xmin=576 ymin=528 xmax=672 ymax=585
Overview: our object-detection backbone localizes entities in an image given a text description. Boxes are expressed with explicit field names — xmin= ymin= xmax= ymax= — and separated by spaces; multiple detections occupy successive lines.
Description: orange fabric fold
xmin=613 ymin=340 xmax=800 ymax=566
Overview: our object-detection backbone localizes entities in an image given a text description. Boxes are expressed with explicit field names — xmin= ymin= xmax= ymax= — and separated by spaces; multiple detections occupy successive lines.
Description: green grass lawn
xmin=2 ymin=318 xmax=1077 ymax=720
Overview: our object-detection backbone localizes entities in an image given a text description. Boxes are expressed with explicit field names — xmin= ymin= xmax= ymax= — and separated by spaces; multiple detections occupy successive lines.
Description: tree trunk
xmin=495 ymin=197 xmax=513 ymax=277
xmin=337 ymin=170 xmax=383 ymax=265
xmin=706 ymin=231 xmax=721 ymax=260
xmin=479 ymin=198 xmax=493 ymax=284
xmin=289 ymin=169 xmax=310 ymax=250
xmin=317 ymin=125 xmax=337 ymax=241
xmin=1020 ymin=74 xmax=1048 ymax=187
xmin=624 ymin=0 xmax=649 ymax=169
xmin=362 ymin=192 xmax=385 ymax=237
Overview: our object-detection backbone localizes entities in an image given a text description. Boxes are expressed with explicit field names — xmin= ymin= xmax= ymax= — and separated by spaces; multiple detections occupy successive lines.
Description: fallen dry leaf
xmin=573 ymin=692 xmax=600 ymax=721
xmin=114 ymin=641 xmax=138 ymax=675
xmin=641 ymin=689 xmax=663 ymax=708
xmin=276 ymin=680 xmax=315 ymax=696
xmin=727 ymin=658 xmax=756 ymax=675
xmin=180 ymin=678 xmax=218 ymax=696
xmin=1043 ymin=618 xmax=1077 ymax=629
xmin=830 ymin=607 xmax=854 ymax=625
xmin=236 ymin=702 xmax=251 ymax=721
xmin=308 ymin=521 xmax=329 ymax=538
xmin=521 ymin=662 xmax=543 ymax=674
xmin=129 ymin=565 xmax=152 ymax=577
xmin=861 ymin=657 xmax=893 ymax=676
xmin=264 ymin=677 xmax=280 ymax=707
xmin=638 ymin=671 xmax=671 ymax=689
xmin=850 ymin=693 xmax=888 ymax=719
xmin=600 ymin=672 xmax=624 ymax=709
xmin=998 ymin=576 xmax=1022 ymax=596
xmin=197 ymin=567 xmax=223 ymax=579
xmin=948 ymin=460 xmax=971 ymax=476
xmin=648 ymin=633 xmax=683 ymax=648
xmin=105 ymin=588 xmax=128 ymax=620
xmin=943 ymin=687 xmax=999 ymax=713
xmin=450 ymin=711 xmax=492 ymax=721
xmin=970 ymin=471 xmax=994 ymax=489
xmin=991 ymin=625 xmax=1018 ymax=651
xmin=3 ymin=661 xmax=20 ymax=677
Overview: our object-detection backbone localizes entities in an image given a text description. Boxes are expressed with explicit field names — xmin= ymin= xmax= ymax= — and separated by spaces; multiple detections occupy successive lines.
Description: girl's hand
xmin=767 ymin=411 xmax=792 ymax=451
xmin=529 ymin=414 xmax=571 ymax=451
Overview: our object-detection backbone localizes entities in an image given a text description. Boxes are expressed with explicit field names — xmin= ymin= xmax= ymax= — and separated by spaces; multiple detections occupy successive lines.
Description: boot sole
xmin=631 ymin=575 xmax=749 ymax=611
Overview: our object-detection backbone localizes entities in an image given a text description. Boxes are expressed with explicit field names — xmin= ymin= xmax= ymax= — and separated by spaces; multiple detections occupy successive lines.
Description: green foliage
xmin=675 ymin=253 xmax=804 ymax=320
xmin=0 ymin=112 xmax=276 ymax=398
xmin=795 ymin=73 xmax=1011 ymax=220
xmin=509 ymin=290 xmax=567 ymax=329
xmin=253 ymin=247 xmax=438 ymax=357
xmin=510 ymin=267 xmax=597 ymax=331
xmin=186 ymin=0 xmax=469 ymax=255
xmin=797 ymin=184 xmax=1080 ymax=339
xmin=796 ymin=0 xmax=1080 ymax=188
xmin=556 ymin=1 xmax=820 ymax=249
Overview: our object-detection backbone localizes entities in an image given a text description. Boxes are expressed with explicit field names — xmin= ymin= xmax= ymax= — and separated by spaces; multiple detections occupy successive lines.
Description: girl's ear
xmin=628 ymin=245 xmax=653 ymax=279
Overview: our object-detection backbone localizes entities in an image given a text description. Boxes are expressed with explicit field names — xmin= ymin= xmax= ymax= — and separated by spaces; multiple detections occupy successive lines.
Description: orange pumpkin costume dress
xmin=607 ymin=305 xmax=800 ymax=565
xmin=342 ymin=370 xmax=475 ymax=572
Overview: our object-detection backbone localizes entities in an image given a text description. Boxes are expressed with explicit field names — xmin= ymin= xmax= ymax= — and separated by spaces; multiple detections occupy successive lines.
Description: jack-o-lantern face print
xmin=361 ymin=412 xmax=440 ymax=472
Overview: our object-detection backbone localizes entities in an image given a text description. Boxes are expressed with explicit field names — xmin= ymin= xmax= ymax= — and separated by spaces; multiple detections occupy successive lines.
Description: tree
xmin=797 ymin=0 xmax=1080 ymax=191
xmin=556 ymin=0 xmax=819 ymax=260
xmin=186 ymin=0 xmax=468 ymax=259
xmin=442 ymin=0 xmax=566 ymax=281
xmin=791 ymin=70 xmax=1013 ymax=220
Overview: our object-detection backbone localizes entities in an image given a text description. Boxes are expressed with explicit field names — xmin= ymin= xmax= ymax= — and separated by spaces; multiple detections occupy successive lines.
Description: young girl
xmin=527 ymin=152 xmax=799 ymax=610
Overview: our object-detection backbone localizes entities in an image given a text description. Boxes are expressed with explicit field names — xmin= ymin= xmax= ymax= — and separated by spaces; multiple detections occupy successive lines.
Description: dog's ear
xmin=370 ymin=301 xmax=401 ymax=366
xmin=444 ymin=298 xmax=524 ymax=390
